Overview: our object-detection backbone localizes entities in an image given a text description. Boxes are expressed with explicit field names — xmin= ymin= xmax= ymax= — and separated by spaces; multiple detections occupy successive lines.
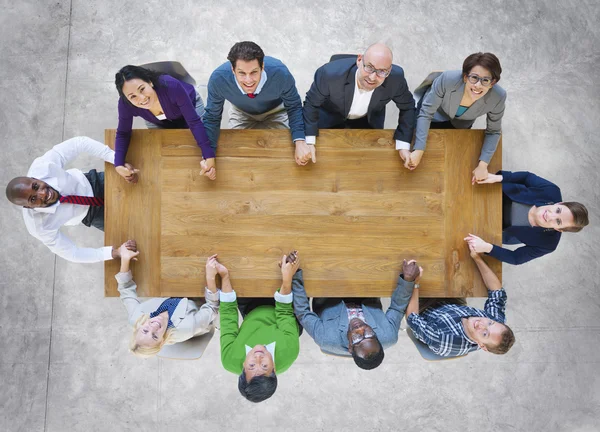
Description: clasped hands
xmin=399 ymin=150 xmax=493 ymax=184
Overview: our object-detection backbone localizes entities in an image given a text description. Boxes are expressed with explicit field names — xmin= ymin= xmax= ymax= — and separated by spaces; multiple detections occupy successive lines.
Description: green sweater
xmin=220 ymin=301 xmax=300 ymax=374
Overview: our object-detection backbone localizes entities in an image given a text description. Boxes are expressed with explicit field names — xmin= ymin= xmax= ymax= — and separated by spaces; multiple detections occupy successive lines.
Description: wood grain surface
xmin=105 ymin=128 xmax=501 ymax=298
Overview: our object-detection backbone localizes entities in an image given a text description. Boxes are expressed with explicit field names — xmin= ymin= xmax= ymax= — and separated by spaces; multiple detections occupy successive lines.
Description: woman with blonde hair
xmin=116 ymin=241 xmax=221 ymax=357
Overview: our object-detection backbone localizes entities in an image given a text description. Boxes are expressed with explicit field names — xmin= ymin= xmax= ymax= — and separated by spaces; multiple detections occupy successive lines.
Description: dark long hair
xmin=115 ymin=65 xmax=163 ymax=106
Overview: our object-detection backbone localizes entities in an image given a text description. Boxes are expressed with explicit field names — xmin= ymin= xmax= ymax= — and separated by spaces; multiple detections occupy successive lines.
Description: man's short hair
xmin=351 ymin=338 xmax=385 ymax=370
xmin=487 ymin=324 xmax=516 ymax=355
xmin=238 ymin=370 xmax=277 ymax=403
xmin=561 ymin=202 xmax=589 ymax=233
xmin=227 ymin=41 xmax=265 ymax=69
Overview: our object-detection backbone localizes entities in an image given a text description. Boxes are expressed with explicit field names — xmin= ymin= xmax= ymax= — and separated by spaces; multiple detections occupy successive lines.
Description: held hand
xmin=415 ymin=266 xmax=424 ymax=283
xmin=402 ymin=259 xmax=420 ymax=282
xmin=471 ymin=163 xmax=489 ymax=185
xmin=280 ymin=251 xmax=300 ymax=284
xmin=119 ymin=241 xmax=140 ymax=262
xmin=474 ymin=173 xmax=502 ymax=185
xmin=206 ymin=254 xmax=229 ymax=281
xmin=398 ymin=149 xmax=411 ymax=170
xmin=408 ymin=150 xmax=424 ymax=170
xmin=468 ymin=242 xmax=481 ymax=259
xmin=464 ymin=233 xmax=493 ymax=254
xmin=200 ymin=158 xmax=217 ymax=181
xmin=116 ymin=164 xmax=140 ymax=184
xmin=295 ymin=140 xmax=316 ymax=166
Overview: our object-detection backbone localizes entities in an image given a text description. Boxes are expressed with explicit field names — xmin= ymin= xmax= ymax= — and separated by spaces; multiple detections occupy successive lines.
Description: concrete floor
xmin=1 ymin=1 xmax=599 ymax=431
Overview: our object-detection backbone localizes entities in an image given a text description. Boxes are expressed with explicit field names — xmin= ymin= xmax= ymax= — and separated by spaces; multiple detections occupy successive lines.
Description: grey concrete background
xmin=1 ymin=1 xmax=599 ymax=431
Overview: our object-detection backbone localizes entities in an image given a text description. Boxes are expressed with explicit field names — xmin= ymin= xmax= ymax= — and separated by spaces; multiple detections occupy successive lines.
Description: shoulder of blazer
xmin=483 ymin=84 xmax=507 ymax=105
xmin=320 ymin=58 xmax=357 ymax=83
xmin=440 ymin=70 xmax=464 ymax=90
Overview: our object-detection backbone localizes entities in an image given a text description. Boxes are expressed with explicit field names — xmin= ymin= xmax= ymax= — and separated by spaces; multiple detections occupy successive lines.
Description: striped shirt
xmin=407 ymin=288 xmax=507 ymax=357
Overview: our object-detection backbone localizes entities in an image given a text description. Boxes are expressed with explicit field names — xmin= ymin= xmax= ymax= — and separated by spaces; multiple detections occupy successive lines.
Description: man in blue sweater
xmin=203 ymin=41 xmax=315 ymax=166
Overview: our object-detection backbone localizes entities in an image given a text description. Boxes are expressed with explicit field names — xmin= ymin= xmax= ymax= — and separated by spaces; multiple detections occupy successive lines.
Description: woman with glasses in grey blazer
xmin=407 ymin=53 xmax=506 ymax=183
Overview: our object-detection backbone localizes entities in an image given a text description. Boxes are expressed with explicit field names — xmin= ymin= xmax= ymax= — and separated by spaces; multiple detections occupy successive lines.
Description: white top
xmin=155 ymin=113 xmax=167 ymax=121
xmin=306 ymin=70 xmax=410 ymax=150
xmin=23 ymin=136 xmax=115 ymax=263
xmin=347 ymin=70 xmax=374 ymax=119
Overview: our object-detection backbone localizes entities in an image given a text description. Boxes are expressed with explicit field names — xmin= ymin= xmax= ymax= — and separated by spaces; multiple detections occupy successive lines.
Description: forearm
xmin=473 ymin=256 xmax=502 ymax=291
xmin=405 ymin=288 xmax=419 ymax=318
xmin=479 ymin=133 xmax=500 ymax=164
xmin=120 ymin=258 xmax=131 ymax=273
xmin=220 ymin=274 xmax=233 ymax=293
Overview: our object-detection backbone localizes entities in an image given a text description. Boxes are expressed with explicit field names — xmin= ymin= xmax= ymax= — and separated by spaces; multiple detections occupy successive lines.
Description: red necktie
xmin=247 ymin=93 xmax=256 ymax=98
xmin=59 ymin=195 xmax=104 ymax=206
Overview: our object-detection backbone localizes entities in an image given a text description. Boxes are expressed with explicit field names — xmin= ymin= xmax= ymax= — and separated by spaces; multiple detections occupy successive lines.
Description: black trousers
xmin=82 ymin=170 xmax=105 ymax=231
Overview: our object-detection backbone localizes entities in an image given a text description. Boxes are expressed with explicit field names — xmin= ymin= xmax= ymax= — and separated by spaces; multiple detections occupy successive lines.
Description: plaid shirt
xmin=407 ymin=288 xmax=508 ymax=357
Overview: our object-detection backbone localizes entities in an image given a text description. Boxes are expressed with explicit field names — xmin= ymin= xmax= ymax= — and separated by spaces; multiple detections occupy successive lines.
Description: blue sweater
xmin=202 ymin=56 xmax=305 ymax=148
xmin=487 ymin=170 xmax=562 ymax=265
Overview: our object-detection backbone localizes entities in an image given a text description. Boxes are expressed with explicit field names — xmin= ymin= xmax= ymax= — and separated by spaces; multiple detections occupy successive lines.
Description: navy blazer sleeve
xmin=303 ymin=65 xmax=330 ymax=137
xmin=488 ymin=242 xmax=555 ymax=265
xmin=390 ymin=67 xmax=416 ymax=143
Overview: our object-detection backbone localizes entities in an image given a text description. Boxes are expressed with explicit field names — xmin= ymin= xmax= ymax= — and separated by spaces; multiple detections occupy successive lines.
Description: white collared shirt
xmin=22 ymin=136 xmax=115 ymax=263
xmin=306 ymin=70 xmax=410 ymax=150
xmin=234 ymin=69 xmax=268 ymax=95
xmin=347 ymin=70 xmax=374 ymax=119
xmin=245 ymin=342 xmax=276 ymax=366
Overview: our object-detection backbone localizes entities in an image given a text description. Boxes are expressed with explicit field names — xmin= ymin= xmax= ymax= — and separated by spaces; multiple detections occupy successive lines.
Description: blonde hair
xmin=129 ymin=314 xmax=175 ymax=358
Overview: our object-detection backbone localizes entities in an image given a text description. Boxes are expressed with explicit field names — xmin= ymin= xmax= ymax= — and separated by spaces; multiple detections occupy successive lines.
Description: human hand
xmin=205 ymin=253 xmax=227 ymax=281
xmin=471 ymin=163 xmax=489 ymax=185
xmin=464 ymin=233 xmax=493 ymax=254
xmin=280 ymin=250 xmax=300 ymax=284
xmin=116 ymin=163 xmax=140 ymax=183
xmin=474 ymin=173 xmax=502 ymax=185
xmin=402 ymin=259 xmax=421 ymax=282
xmin=119 ymin=240 xmax=139 ymax=262
xmin=468 ymin=242 xmax=481 ymax=259
xmin=408 ymin=150 xmax=424 ymax=170
xmin=200 ymin=158 xmax=217 ymax=180
xmin=295 ymin=140 xmax=316 ymax=166
xmin=398 ymin=149 xmax=411 ymax=170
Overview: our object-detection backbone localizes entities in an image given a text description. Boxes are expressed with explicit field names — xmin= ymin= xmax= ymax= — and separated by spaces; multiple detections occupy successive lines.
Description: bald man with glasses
xmin=301 ymin=43 xmax=416 ymax=164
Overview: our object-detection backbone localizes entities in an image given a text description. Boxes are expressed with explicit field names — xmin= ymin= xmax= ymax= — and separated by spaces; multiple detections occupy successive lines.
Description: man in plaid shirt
xmin=405 ymin=246 xmax=515 ymax=358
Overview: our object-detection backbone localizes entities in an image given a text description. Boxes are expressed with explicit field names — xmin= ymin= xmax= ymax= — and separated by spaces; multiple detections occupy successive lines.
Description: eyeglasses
xmin=350 ymin=328 xmax=377 ymax=345
xmin=467 ymin=74 xmax=493 ymax=87
xmin=362 ymin=62 xmax=390 ymax=78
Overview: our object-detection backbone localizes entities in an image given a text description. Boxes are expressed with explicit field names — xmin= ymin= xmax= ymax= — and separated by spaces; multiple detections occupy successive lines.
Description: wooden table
xmin=104 ymin=129 xmax=502 ymax=298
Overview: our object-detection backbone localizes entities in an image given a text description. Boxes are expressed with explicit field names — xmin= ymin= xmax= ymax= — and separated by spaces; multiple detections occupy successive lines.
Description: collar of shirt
xmin=458 ymin=318 xmax=478 ymax=345
xmin=345 ymin=303 xmax=367 ymax=323
xmin=245 ymin=342 xmax=276 ymax=366
xmin=234 ymin=69 xmax=268 ymax=95
xmin=347 ymin=69 xmax=375 ymax=119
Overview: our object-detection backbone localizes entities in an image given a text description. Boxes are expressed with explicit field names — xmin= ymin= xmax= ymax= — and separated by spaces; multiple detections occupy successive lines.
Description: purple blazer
xmin=114 ymin=75 xmax=215 ymax=166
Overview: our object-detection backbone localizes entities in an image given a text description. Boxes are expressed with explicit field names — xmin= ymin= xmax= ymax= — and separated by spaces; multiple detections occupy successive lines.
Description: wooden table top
xmin=104 ymin=128 xmax=502 ymax=298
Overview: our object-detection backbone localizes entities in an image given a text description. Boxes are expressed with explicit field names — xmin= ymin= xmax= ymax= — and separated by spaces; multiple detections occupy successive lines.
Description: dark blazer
xmin=303 ymin=57 xmax=416 ymax=142
xmin=292 ymin=270 xmax=414 ymax=356
xmin=487 ymin=171 xmax=562 ymax=265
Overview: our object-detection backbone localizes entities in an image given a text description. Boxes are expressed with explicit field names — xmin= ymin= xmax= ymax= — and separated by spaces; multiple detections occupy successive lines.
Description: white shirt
xmin=23 ymin=136 xmax=115 ymax=263
xmin=306 ymin=70 xmax=411 ymax=150
xmin=245 ymin=342 xmax=276 ymax=366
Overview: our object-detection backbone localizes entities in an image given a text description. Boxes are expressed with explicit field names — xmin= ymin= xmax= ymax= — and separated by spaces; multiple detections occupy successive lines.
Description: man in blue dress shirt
xmin=203 ymin=41 xmax=314 ymax=166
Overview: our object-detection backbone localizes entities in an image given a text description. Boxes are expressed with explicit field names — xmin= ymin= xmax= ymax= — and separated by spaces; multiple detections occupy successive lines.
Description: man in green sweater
xmin=216 ymin=252 xmax=301 ymax=403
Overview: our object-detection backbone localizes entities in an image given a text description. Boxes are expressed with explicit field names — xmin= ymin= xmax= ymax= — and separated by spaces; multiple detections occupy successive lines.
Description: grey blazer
xmin=116 ymin=270 xmax=219 ymax=344
xmin=292 ymin=270 xmax=415 ymax=356
xmin=415 ymin=70 xmax=507 ymax=163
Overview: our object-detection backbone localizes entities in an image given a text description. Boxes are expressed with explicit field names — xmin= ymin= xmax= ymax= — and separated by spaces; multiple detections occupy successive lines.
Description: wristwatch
xmin=414 ymin=283 xmax=420 ymax=289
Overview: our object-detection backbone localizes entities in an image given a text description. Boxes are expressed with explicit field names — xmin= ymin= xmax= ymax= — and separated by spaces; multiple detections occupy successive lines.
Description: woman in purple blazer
xmin=114 ymin=65 xmax=217 ymax=182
